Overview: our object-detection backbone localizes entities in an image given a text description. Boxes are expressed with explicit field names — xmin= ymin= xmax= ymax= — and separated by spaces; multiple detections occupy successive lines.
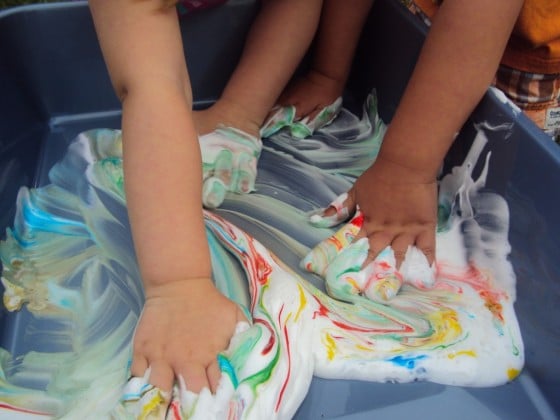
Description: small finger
xmin=122 ymin=368 xmax=171 ymax=417
xmin=290 ymin=120 xmax=313 ymax=139
xmin=362 ymin=231 xmax=393 ymax=268
xmin=390 ymin=233 xmax=415 ymax=269
xmin=294 ymin=103 xmax=332 ymax=128
xmin=130 ymin=352 xmax=148 ymax=378
xmin=309 ymin=190 xmax=357 ymax=228
xmin=260 ymin=105 xmax=295 ymax=138
xmin=302 ymin=210 xmax=365 ymax=276
xmin=295 ymin=97 xmax=343 ymax=135
xmin=361 ymin=251 xmax=403 ymax=302
xmin=277 ymin=94 xmax=301 ymax=111
xmin=325 ymin=241 xmax=402 ymax=303
xmin=295 ymin=105 xmax=321 ymax=123
xmin=147 ymin=359 xmax=174 ymax=393
xmin=207 ymin=358 xmax=222 ymax=394
xmin=181 ymin=363 xmax=210 ymax=395
xmin=202 ymin=176 xmax=227 ymax=209
xmin=324 ymin=238 xmax=370 ymax=301
xmin=415 ymin=228 xmax=436 ymax=266
xmin=214 ymin=149 xmax=234 ymax=188
xmin=233 ymin=152 xmax=257 ymax=194
xmin=288 ymin=100 xmax=313 ymax=120
xmin=397 ymin=229 xmax=437 ymax=289
xmin=400 ymin=245 xmax=437 ymax=289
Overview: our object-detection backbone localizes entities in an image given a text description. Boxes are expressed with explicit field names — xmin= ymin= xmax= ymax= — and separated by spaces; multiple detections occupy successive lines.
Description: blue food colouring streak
xmin=389 ymin=354 xmax=427 ymax=369
xmin=218 ymin=353 xmax=239 ymax=388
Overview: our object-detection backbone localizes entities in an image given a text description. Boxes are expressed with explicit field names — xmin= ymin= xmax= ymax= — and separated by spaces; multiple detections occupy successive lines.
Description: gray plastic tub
xmin=0 ymin=0 xmax=558 ymax=418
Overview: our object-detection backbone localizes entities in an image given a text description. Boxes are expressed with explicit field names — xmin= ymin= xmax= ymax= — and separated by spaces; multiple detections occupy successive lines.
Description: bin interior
xmin=0 ymin=1 xmax=558 ymax=419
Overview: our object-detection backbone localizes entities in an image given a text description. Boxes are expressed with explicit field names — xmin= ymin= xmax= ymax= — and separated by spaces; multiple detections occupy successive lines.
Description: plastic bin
xmin=0 ymin=1 xmax=558 ymax=419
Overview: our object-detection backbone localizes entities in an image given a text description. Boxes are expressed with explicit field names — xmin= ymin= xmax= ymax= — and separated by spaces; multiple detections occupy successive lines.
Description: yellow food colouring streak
xmin=324 ymin=333 xmax=337 ymax=361
xmin=294 ymin=284 xmax=307 ymax=322
xmin=139 ymin=391 xmax=167 ymax=420
xmin=507 ymin=368 xmax=520 ymax=381
xmin=448 ymin=350 xmax=476 ymax=359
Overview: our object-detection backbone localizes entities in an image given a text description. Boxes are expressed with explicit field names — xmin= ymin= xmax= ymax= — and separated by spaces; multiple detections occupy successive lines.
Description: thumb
xmin=309 ymin=189 xmax=357 ymax=228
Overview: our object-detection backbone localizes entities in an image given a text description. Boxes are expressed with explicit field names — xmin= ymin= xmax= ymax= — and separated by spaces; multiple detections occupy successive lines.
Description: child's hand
xmin=199 ymin=127 xmax=262 ymax=208
xmin=277 ymin=69 xmax=343 ymax=123
xmin=130 ymin=277 xmax=247 ymax=394
xmin=349 ymin=157 xmax=438 ymax=269
xmin=261 ymin=70 xmax=343 ymax=139
xmin=303 ymin=157 xmax=438 ymax=301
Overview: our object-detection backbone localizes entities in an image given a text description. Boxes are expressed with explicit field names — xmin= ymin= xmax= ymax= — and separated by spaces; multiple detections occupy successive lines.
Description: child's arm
xmin=194 ymin=0 xmax=324 ymax=137
xmin=319 ymin=0 xmax=524 ymax=270
xmin=89 ymin=0 xmax=244 ymax=393
xmin=355 ymin=0 xmax=524 ymax=266
xmin=277 ymin=0 xmax=374 ymax=120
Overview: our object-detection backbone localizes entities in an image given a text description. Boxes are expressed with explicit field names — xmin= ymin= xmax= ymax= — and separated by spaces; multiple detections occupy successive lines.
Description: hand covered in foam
xmin=302 ymin=206 xmax=403 ymax=303
xmin=129 ymin=277 xmax=247 ymax=415
xmin=120 ymin=322 xmax=251 ymax=419
xmin=199 ymin=127 xmax=262 ymax=208
xmin=302 ymin=163 xmax=438 ymax=303
xmin=261 ymin=69 xmax=344 ymax=139
xmin=261 ymin=97 xmax=342 ymax=139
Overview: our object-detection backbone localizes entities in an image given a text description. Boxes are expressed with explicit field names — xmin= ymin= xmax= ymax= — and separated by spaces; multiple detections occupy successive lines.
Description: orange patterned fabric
xmin=412 ymin=0 xmax=560 ymax=74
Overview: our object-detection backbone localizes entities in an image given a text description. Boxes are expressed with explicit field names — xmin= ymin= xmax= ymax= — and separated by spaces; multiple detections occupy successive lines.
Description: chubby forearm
xmin=121 ymin=85 xmax=212 ymax=285
xmin=89 ymin=0 xmax=211 ymax=286
xmin=378 ymin=0 xmax=524 ymax=181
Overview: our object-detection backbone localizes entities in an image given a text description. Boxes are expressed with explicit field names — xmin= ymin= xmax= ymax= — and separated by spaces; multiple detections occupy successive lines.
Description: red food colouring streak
xmin=438 ymin=262 xmax=506 ymax=321
xmin=169 ymin=399 xmax=181 ymax=419
xmin=329 ymin=235 xmax=345 ymax=251
xmin=377 ymin=261 xmax=392 ymax=271
xmin=244 ymin=240 xmax=273 ymax=283
xmin=254 ymin=318 xmax=277 ymax=355
xmin=350 ymin=211 xmax=364 ymax=228
xmin=275 ymin=308 xmax=292 ymax=412
xmin=479 ymin=290 xmax=505 ymax=323
xmin=311 ymin=295 xmax=330 ymax=319
xmin=310 ymin=295 xmax=412 ymax=334
xmin=0 ymin=403 xmax=48 ymax=416
xmin=332 ymin=319 xmax=413 ymax=334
